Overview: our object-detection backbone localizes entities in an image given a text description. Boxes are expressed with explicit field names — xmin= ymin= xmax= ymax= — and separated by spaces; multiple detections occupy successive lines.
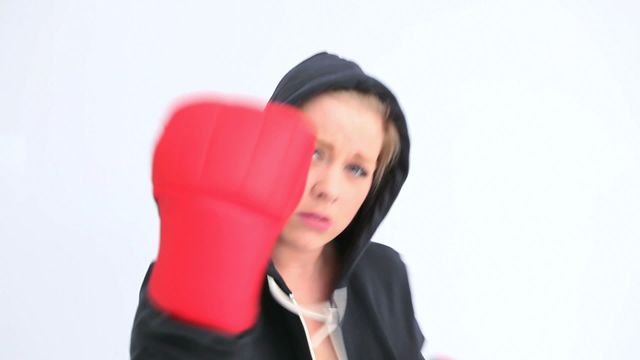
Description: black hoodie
xmin=130 ymin=52 xmax=425 ymax=359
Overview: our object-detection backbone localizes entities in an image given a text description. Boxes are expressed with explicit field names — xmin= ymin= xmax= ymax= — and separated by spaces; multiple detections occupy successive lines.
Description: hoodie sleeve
xmin=396 ymin=253 xmax=426 ymax=359
xmin=130 ymin=263 xmax=250 ymax=360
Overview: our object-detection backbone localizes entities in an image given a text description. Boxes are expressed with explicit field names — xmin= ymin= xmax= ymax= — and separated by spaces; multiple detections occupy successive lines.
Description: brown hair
xmin=329 ymin=90 xmax=400 ymax=190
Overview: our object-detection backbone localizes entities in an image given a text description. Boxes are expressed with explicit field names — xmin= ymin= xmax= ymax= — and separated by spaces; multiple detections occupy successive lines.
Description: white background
xmin=1 ymin=1 xmax=639 ymax=359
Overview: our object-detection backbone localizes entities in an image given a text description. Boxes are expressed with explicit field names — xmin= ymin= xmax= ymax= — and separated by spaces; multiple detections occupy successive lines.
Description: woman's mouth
xmin=297 ymin=212 xmax=332 ymax=231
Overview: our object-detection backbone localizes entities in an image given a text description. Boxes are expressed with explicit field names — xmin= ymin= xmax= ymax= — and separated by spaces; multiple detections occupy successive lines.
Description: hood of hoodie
xmin=266 ymin=52 xmax=410 ymax=291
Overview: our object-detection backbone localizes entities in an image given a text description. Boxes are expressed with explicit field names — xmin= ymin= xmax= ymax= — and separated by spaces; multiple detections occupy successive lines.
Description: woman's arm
xmin=130 ymin=264 xmax=243 ymax=360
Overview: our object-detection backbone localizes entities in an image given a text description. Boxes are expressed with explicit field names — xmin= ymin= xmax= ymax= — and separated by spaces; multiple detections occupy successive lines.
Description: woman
xmin=131 ymin=52 xmax=424 ymax=359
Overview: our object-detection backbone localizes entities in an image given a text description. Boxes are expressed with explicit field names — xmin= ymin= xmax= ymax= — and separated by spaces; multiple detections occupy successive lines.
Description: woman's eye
xmin=347 ymin=164 xmax=368 ymax=178
xmin=312 ymin=149 xmax=323 ymax=161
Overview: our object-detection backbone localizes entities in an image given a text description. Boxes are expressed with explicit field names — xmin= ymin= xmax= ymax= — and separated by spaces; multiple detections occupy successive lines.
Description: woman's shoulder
xmin=360 ymin=242 xmax=404 ymax=266
xmin=351 ymin=242 xmax=410 ymax=285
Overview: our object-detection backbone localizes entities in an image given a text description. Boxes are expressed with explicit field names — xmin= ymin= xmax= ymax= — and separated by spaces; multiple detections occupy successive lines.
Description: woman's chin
xmin=278 ymin=230 xmax=334 ymax=252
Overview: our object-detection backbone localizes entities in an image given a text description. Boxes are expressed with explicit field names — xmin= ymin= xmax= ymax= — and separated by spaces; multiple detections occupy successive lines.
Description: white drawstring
xmin=309 ymin=307 xmax=339 ymax=347
xmin=267 ymin=276 xmax=340 ymax=349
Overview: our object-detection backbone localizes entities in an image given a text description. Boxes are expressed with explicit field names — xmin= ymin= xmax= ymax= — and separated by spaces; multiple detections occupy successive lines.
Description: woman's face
xmin=278 ymin=92 xmax=385 ymax=252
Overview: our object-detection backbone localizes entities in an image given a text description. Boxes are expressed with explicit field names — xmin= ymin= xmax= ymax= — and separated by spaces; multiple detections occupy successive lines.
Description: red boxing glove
xmin=148 ymin=98 xmax=316 ymax=334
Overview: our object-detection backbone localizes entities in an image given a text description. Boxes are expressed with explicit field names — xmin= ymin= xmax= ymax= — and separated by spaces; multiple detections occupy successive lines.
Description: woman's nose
xmin=310 ymin=170 xmax=339 ymax=204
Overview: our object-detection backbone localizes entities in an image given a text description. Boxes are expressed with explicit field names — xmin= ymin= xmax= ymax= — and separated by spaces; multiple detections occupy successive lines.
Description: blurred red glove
xmin=148 ymin=98 xmax=316 ymax=334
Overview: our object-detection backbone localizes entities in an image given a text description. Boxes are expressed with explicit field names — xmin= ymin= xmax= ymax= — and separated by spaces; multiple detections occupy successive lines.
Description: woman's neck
xmin=272 ymin=243 xmax=338 ymax=304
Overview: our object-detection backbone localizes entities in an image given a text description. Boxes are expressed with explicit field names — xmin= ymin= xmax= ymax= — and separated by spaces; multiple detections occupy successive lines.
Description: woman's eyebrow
xmin=353 ymin=153 xmax=376 ymax=166
xmin=316 ymin=139 xmax=334 ymax=151
xmin=318 ymin=139 xmax=375 ymax=165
